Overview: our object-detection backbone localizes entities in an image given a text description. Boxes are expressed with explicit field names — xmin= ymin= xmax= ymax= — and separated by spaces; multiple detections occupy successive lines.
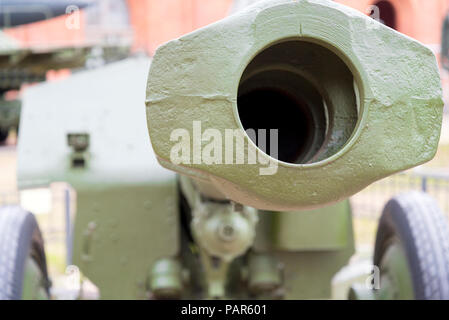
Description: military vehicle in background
xmin=0 ymin=32 xmax=93 ymax=143
xmin=1 ymin=0 xmax=449 ymax=300
xmin=0 ymin=0 xmax=130 ymax=144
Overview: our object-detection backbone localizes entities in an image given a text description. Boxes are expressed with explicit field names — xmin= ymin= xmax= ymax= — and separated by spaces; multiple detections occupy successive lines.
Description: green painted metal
xmin=272 ymin=247 xmax=355 ymax=299
xmin=74 ymin=184 xmax=178 ymax=299
xmin=255 ymin=200 xmax=352 ymax=251
xmin=21 ymin=257 xmax=48 ymax=300
xmin=18 ymin=58 xmax=180 ymax=299
xmin=146 ymin=0 xmax=443 ymax=211
xmin=348 ymin=240 xmax=414 ymax=300
xmin=15 ymin=0 xmax=442 ymax=300
xmin=376 ymin=241 xmax=414 ymax=300
xmin=247 ymin=253 xmax=282 ymax=295
xmin=253 ymin=201 xmax=355 ymax=299
xmin=198 ymin=249 xmax=233 ymax=299
xmin=181 ymin=175 xmax=258 ymax=262
xmin=14 ymin=0 xmax=360 ymax=299
xmin=149 ymin=258 xmax=183 ymax=299
xmin=18 ymin=57 xmax=167 ymax=189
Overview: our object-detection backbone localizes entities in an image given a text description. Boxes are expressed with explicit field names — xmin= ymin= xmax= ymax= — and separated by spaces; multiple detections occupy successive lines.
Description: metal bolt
xmin=218 ymin=223 xmax=236 ymax=242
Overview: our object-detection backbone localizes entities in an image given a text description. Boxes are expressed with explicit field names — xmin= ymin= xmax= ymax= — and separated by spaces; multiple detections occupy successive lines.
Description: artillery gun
xmin=1 ymin=0 xmax=449 ymax=300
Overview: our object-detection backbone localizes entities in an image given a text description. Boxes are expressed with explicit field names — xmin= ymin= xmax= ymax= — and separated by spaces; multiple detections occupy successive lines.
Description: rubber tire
xmin=0 ymin=206 xmax=50 ymax=300
xmin=374 ymin=191 xmax=449 ymax=300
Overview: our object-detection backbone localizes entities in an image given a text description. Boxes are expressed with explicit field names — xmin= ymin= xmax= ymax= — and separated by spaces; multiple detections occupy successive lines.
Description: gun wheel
xmin=372 ymin=192 xmax=449 ymax=300
xmin=0 ymin=206 xmax=50 ymax=300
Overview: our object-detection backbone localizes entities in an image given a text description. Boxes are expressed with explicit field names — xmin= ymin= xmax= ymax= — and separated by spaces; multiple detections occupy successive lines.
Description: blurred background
xmin=1 ymin=0 xmax=449 ymax=297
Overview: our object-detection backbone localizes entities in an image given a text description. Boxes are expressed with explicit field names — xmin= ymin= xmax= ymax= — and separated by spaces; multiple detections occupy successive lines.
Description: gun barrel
xmin=146 ymin=0 xmax=443 ymax=211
